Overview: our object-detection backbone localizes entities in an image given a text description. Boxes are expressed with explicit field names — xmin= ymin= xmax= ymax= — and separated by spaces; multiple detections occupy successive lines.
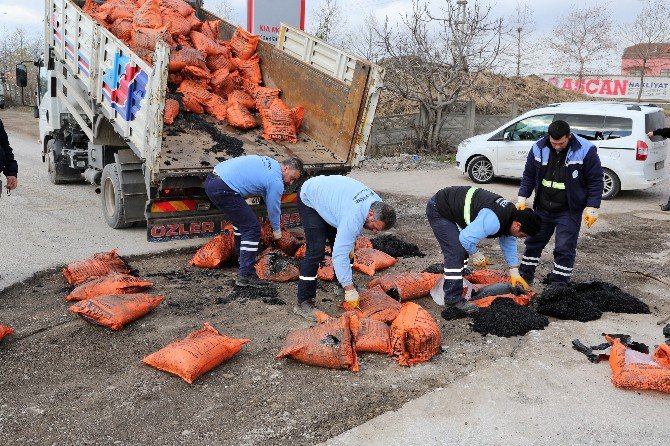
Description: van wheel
xmin=467 ymin=156 xmax=494 ymax=184
xmin=602 ymin=168 xmax=620 ymax=200
xmin=101 ymin=163 xmax=132 ymax=229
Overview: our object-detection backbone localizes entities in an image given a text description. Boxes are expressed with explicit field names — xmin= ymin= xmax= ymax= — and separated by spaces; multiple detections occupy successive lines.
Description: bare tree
xmin=0 ymin=26 xmax=42 ymax=106
xmin=505 ymin=1 xmax=537 ymax=77
xmin=310 ymin=0 xmax=343 ymax=44
xmin=377 ymin=0 xmax=504 ymax=152
xmin=211 ymin=0 xmax=233 ymax=20
xmin=619 ymin=0 xmax=670 ymax=101
xmin=548 ymin=4 xmax=614 ymax=84
xmin=344 ymin=12 xmax=382 ymax=62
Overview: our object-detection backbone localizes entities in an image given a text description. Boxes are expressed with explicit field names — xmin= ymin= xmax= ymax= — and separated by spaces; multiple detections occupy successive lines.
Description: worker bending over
xmin=427 ymin=186 xmax=541 ymax=314
xmin=294 ymin=175 xmax=396 ymax=321
xmin=205 ymin=155 xmax=304 ymax=288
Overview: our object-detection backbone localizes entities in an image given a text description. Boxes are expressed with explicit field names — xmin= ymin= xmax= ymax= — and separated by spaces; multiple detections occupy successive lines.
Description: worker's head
xmin=280 ymin=158 xmax=304 ymax=185
xmin=547 ymin=120 xmax=571 ymax=151
xmin=364 ymin=201 xmax=396 ymax=233
xmin=509 ymin=208 xmax=541 ymax=238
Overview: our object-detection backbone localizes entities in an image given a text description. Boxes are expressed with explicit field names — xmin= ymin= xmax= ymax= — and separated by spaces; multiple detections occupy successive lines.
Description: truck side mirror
xmin=16 ymin=64 xmax=28 ymax=88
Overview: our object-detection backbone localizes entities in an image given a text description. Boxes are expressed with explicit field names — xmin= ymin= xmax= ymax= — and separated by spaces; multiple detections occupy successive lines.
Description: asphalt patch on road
xmin=217 ymin=283 xmax=285 ymax=306
xmin=371 ymin=235 xmax=425 ymax=258
xmin=472 ymin=299 xmax=549 ymax=337
xmin=573 ymin=281 xmax=650 ymax=314
xmin=535 ymin=285 xmax=603 ymax=322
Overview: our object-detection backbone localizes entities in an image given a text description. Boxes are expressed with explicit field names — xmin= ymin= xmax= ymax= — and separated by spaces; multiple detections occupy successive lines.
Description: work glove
xmin=516 ymin=196 xmax=526 ymax=210
xmin=469 ymin=251 xmax=492 ymax=267
xmin=349 ymin=247 xmax=355 ymax=260
xmin=509 ymin=267 xmax=529 ymax=290
xmin=344 ymin=288 xmax=360 ymax=309
xmin=583 ymin=207 xmax=598 ymax=229
xmin=273 ymin=229 xmax=283 ymax=240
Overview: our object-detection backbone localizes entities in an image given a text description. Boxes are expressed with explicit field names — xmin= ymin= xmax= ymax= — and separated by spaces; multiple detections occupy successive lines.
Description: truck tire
xmin=467 ymin=155 xmax=494 ymax=184
xmin=602 ymin=168 xmax=620 ymax=200
xmin=101 ymin=163 xmax=132 ymax=229
xmin=47 ymin=139 xmax=82 ymax=185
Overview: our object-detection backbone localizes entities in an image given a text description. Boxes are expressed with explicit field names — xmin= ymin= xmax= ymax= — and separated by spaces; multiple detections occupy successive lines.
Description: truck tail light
xmin=636 ymin=140 xmax=648 ymax=161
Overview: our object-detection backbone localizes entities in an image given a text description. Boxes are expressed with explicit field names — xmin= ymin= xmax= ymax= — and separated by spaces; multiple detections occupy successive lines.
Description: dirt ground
xmin=1 ymin=192 xmax=669 ymax=446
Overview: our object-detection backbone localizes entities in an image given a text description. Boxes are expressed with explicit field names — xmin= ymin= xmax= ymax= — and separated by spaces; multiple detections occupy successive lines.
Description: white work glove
xmin=509 ymin=267 xmax=529 ymax=290
xmin=583 ymin=207 xmax=598 ymax=229
xmin=273 ymin=229 xmax=283 ymax=240
xmin=469 ymin=251 xmax=492 ymax=267
xmin=344 ymin=288 xmax=360 ymax=309
xmin=516 ymin=196 xmax=527 ymax=210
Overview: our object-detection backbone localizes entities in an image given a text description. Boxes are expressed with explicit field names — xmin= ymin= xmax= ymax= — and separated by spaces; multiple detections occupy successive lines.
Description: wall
xmin=367 ymin=101 xmax=517 ymax=156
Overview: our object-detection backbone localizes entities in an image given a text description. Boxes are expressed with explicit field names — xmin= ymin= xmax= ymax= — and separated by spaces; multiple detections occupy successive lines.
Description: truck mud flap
xmin=147 ymin=210 xmax=301 ymax=242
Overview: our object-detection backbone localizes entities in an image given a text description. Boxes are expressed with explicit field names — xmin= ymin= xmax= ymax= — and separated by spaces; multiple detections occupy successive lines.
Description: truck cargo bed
xmin=160 ymin=113 xmax=346 ymax=174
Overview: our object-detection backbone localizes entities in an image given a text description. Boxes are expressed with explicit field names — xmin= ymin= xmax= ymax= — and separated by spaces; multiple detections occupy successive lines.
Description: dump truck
xmin=21 ymin=0 xmax=384 ymax=241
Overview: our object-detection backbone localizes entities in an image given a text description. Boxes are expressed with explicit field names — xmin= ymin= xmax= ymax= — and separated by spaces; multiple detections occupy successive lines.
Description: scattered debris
xmin=535 ymin=285 xmax=602 ymax=322
xmin=440 ymin=306 xmax=468 ymax=321
xmin=371 ymin=234 xmax=425 ymax=258
xmin=472 ymin=299 xmax=549 ymax=337
xmin=216 ymin=284 xmax=285 ymax=306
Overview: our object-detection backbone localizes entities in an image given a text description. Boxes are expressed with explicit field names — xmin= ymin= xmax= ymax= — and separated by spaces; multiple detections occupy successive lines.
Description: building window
xmin=660 ymin=69 xmax=670 ymax=76
xmin=628 ymin=69 xmax=643 ymax=76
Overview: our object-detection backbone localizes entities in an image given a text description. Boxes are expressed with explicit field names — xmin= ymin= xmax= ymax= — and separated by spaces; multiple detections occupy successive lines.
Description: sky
xmin=0 ymin=0 xmax=652 ymax=74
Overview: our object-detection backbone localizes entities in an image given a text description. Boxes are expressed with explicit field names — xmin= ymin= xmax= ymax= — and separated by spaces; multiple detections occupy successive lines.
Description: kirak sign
xmin=543 ymin=74 xmax=670 ymax=101
xmin=247 ymin=0 xmax=305 ymax=44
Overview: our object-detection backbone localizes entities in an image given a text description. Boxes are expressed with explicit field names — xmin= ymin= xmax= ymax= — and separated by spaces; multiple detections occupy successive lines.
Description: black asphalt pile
xmin=217 ymin=284 xmax=285 ymax=306
xmin=423 ymin=263 xmax=443 ymax=274
xmin=441 ymin=306 xmax=468 ymax=321
xmin=371 ymin=235 xmax=425 ymax=258
xmin=573 ymin=281 xmax=650 ymax=314
xmin=471 ymin=299 xmax=549 ymax=337
xmin=265 ymin=252 xmax=300 ymax=276
xmin=535 ymin=285 xmax=602 ymax=322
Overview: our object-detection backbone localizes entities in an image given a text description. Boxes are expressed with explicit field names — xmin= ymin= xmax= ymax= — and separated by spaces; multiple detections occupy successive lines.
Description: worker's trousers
xmin=518 ymin=208 xmax=581 ymax=284
xmin=426 ymin=196 xmax=469 ymax=305
xmin=204 ymin=173 xmax=260 ymax=277
xmin=296 ymin=193 xmax=337 ymax=303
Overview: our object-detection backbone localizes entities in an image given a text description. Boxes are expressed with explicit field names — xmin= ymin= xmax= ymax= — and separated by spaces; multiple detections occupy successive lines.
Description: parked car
xmin=455 ymin=102 xmax=669 ymax=199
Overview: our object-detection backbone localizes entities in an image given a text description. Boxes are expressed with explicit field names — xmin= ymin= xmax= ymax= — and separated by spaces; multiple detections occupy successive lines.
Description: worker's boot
xmin=235 ymin=274 xmax=270 ymax=288
xmin=293 ymin=299 xmax=318 ymax=322
xmin=660 ymin=203 xmax=670 ymax=212
xmin=450 ymin=299 xmax=478 ymax=315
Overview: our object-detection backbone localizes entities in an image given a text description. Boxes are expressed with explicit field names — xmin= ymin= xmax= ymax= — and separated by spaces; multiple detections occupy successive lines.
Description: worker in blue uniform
xmin=205 ymin=155 xmax=304 ymax=287
xmin=517 ymin=120 xmax=603 ymax=285
xmin=294 ymin=175 xmax=396 ymax=321
xmin=426 ymin=186 xmax=542 ymax=315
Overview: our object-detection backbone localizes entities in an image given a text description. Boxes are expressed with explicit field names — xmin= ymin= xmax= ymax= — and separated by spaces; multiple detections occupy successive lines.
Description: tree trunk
xmin=637 ymin=60 xmax=647 ymax=102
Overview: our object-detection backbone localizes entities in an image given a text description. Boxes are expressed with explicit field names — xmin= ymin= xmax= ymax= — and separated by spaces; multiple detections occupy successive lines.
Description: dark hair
xmin=548 ymin=120 xmax=571 ymax=139
xmin=514 ymin=208 xmax=541 ymax=236
xmin=370 ymin=201 xmax=396 ymax=230
xmin=281 ymin=157 xmax=305 ymax=176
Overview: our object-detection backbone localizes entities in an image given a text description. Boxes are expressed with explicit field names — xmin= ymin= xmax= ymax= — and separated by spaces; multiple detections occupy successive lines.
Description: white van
xmin=455 ymin=102 xmax=668 ymax=199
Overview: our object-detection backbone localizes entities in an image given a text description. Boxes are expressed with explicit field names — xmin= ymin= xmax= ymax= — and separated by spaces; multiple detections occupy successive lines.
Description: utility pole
xmin=456 ymin=0 xmax=467 ymax=71
xmin=516 ymin=26 xmax=522 ymax=77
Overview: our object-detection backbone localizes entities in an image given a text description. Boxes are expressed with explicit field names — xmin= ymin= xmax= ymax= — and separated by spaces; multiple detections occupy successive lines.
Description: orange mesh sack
xmin=465 ymin=269 xmax=509 ymax=285
xmin=233 ymin=55 xmax=262 ymax=84
xmin=160 ymin=0 xmax=194 ymax=17
xmin=0 ymin=325 xmax=13 ymax=342
xmin=390 ymin=302 xmax=442 ymax=366
xmin=133 ymin=0 xmax=162 ymax=29
xmin=190 ymin=30 xmax=228 ymax=55
xmin=368 ymin=272 xmax=441 ymax=301
xmin=218 ymin=71 xmax=244 ymax=97
xmin=132 ymin=26 xmax=171 ymax=51
xmin=607 ymin=337 xmax=670 ymax=393
xmin=178 ymin=79 xmax=212 ymax=104
xmin=228 ymin=90 xmax=255 ymax=109
xmin=252 ymin=86 xmax=281 ymax=110
xmin=342 ymin=285 xmax=401 ymax=323
xmin=654 ymin=344 xmax=670 ymax=368
xmin=182 ymin=93 xmax=204 ymax=113
xmin=66 ymin=274 xmax=153 ymax=301
xmin=260 ymin=98 xmax=304 ymax=143
xmin=182 ymin=65 xmax=211 ymax=79
xmin=355 ymin=236 xmax=373 ymax=250
xmin=230 ymin=26 xmax=260 ymax=60
xmin=169 ymin=46 xmax=207 ymax=72
xmin=206 ymin=52 xmax=236 ymax=72
xmin=164 ymin=98 xmax=180 ymax=124
xmin=63 ymin=249 xmax=130 ymax=285
xmin=200 ymin=20 xmax=221 ymax=40
xmin=161 ymin=9 xmax=193 ymax=36
xmin=210 ymin=67 xmax=231 ymax=89
xmin=69 ymin=293 xmax=164 ymax=331
xmin=255 ymin=250 xmax=300 ymax=282
xmin=353 ymin=248 xmax=397 ymax=276
xmin=350 ymin=314 xmax=391 ymax=354
xmin=318 ymin=257 xmax=335 ymax=282
xmin=227 ymin=100 xmax=258 ymax=129
xmin=276 ymin=313 xmax=359 ymax=372
xmin=111 ymin=18 xmax=133 ymax=42
xmin=294 ymin=244 xmax=306 ymax=259
xmin=471 ymin=291 xmax=535 ymax=308
xmin=98 ymin=0 xmax=135 ymax=22
xmin=204 ymin=94 xmax=228 ymax=121
xmin=143 ymin=323 xmax=250 ymax=383
xmin=189 ymin=227 xmax=235 ymax=269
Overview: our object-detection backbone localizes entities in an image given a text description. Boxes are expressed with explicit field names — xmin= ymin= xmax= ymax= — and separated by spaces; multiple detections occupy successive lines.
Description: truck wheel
xmin=467 ymin=155 xmax=494 ymax=184
xmin=101 ymin=163 xmax=132 ymax=229
xmin=602 ymin=168 xmax=620 ymax=200
xmin=46 ymin=139 xmax=75 ymax=185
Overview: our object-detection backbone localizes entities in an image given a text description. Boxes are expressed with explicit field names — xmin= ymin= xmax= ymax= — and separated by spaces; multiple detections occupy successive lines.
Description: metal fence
xmin=367 ymin=101 xmax=519 ymax=156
